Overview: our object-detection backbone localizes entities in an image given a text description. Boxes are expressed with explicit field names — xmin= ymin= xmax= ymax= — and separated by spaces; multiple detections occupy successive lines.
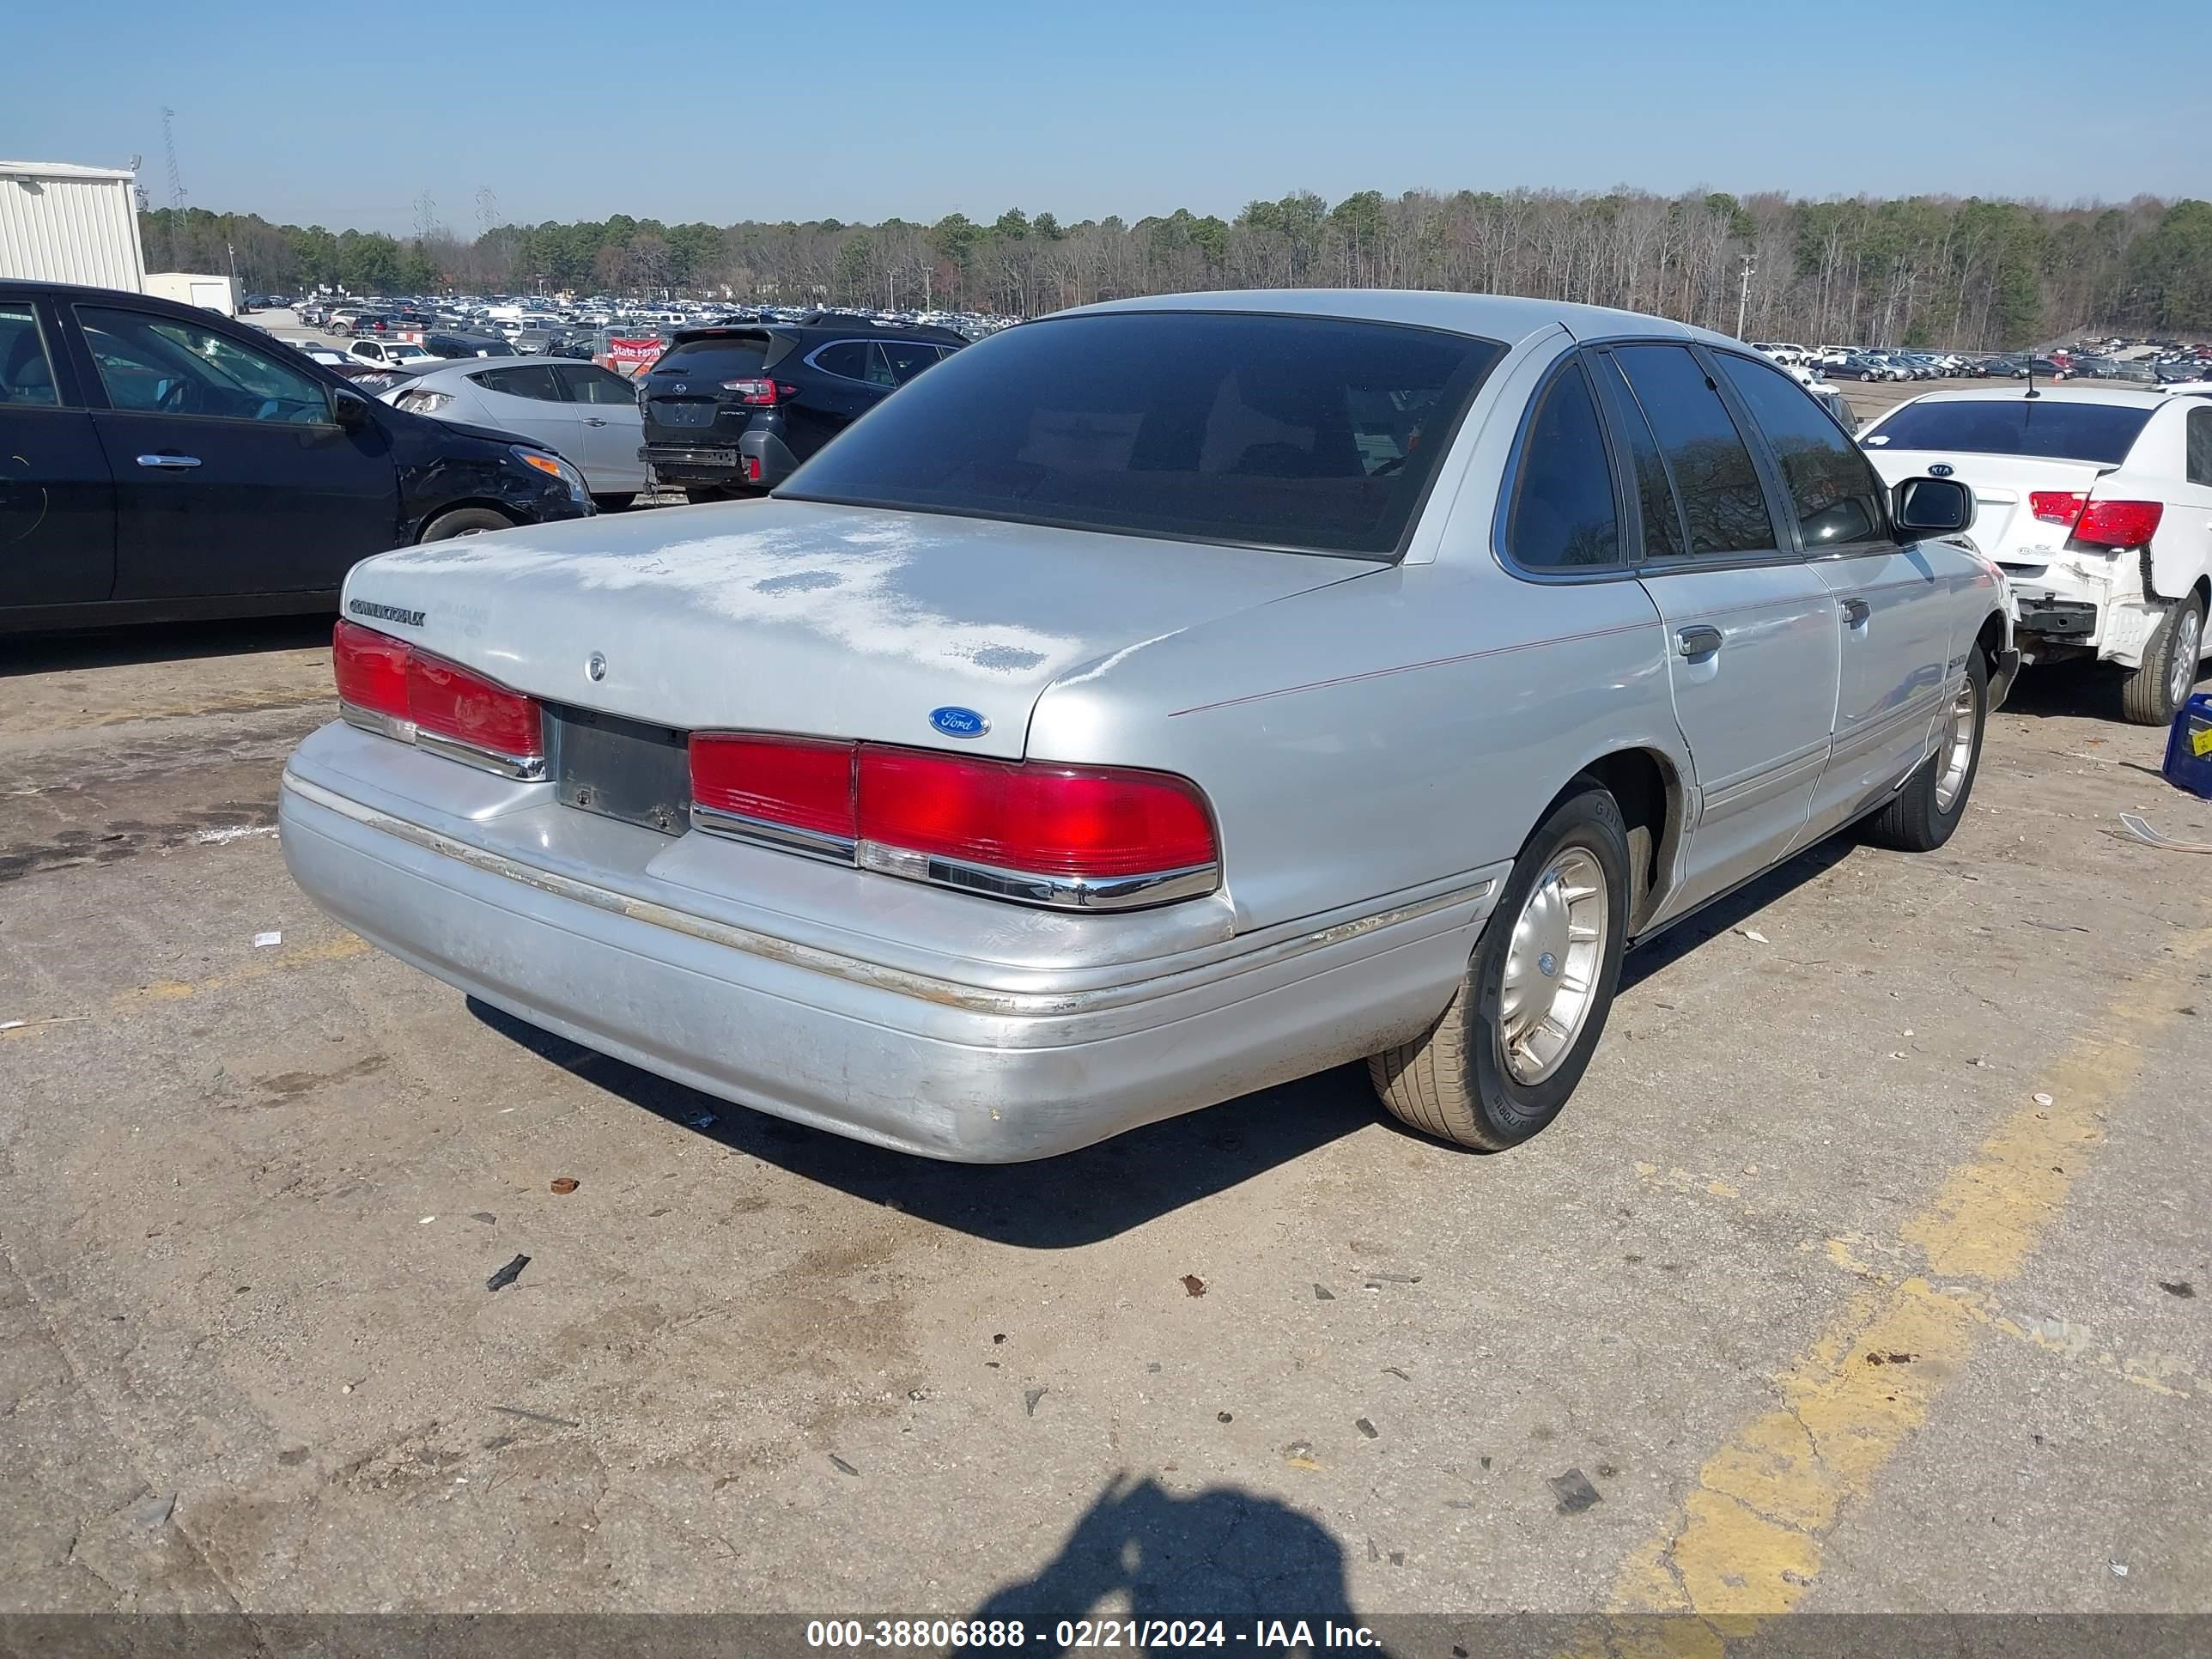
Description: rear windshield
xmin=1863 ymin=398 xmax=2153 ymax=465
xmin=651 ymin=335 xmax=770 ymax=380
xmin=778 ymin=312 xmax=1504 ymax=557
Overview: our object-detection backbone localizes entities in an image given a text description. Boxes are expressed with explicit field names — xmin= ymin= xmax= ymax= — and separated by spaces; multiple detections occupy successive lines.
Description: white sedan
xmin=384 ymin=358 xmax=647 ymax=507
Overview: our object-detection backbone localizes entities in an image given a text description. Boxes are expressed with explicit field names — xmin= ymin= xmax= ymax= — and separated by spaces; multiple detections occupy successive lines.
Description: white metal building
xmin=0 ymin=160 xmax=148 ymax=292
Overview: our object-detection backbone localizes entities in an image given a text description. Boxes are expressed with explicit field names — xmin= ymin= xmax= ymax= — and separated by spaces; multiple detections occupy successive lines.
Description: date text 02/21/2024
xmin=805 ymin=1619 xmax=1382 ymax=1649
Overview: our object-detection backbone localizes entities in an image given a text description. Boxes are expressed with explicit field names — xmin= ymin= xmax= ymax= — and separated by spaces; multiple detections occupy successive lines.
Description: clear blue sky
xmin=6 ymin=0 xmax=2204 ymax=235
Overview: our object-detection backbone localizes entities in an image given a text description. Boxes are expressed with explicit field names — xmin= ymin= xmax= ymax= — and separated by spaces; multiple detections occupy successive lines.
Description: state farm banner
xmin=605 ymin=337 xmax=665 ymax=374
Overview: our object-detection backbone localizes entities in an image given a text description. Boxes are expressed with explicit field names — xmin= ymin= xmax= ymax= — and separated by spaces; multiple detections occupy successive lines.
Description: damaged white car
xmin=1859 ymin=385 xmax=2212 ymax=723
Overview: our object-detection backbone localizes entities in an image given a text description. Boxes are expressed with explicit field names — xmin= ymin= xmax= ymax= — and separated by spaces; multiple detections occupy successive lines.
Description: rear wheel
xmin=2120 ymin=592 xmax=2204 ymax=726
xmin=1368 ymin=786 xmax=1630 ymax=1151
xmin=418 ymin=507 xmax=514 ymax=542
xmin=1864 ymin=647 xmax=1986 ymax=850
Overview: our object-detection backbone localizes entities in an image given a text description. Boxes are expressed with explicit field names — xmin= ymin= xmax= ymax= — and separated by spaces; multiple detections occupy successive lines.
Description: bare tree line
xmin=144 ymin=186 xmax=2212 ymax=347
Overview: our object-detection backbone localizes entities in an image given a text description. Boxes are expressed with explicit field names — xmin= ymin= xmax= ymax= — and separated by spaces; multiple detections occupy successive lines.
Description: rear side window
xmin=811 ymin=342 xmax=871 ymax=381
xmin=1715 ymin=351 xmax=1887 ymax=548
xmin=1505 ymin=362 xmax=1619 ymax=570
xmin=473 ymin=364 xmax=563 ymax=401
xmin=555 ymin=362 xmax=641 ymax=406
xmin=2188 ymin=406 xmax=2212 ymax=486
xmin=1612 ymin=344 xmax=1778 ymax=556
xmin=781 ymin=312 xmax=1503 ymax=558
xmin=1595 ymin=356 xmax=1686 ymax=561
xmin=653 ymin=336 xmax=770 ymax=381
xmin=0 ymin=304 xmax=58 ymax=405
xmin=1861 ymin=398 xmax=2153 ymax=465
xmin=876 ymin=339 xmax=941 ymax=386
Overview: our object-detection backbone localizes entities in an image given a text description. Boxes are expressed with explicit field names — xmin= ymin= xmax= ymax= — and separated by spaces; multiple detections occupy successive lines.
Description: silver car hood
xmin=343 ymin=499 xmax=1372 ymax=758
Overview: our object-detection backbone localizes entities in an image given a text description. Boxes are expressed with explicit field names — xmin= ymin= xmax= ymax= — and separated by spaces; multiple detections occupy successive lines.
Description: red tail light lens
xmin=720 ymin=377 xmax=778 ymax=404
xmin=689 ymin=734 xmax=856 ymax=844
xmin=408 ymin=653 xmax=541 ymax=762
xmin=856 ymin=750 xmax=1217 ymax=879
xmin=2028 ymin=490 xmax=2086 ymax=527
xmin=2072 ymin=499 xmax=2164 ymax=547
xmin=332 ymin=620 xmax=410 ymax=719
xmin=331 ymin=620 xmax=542 ymax=773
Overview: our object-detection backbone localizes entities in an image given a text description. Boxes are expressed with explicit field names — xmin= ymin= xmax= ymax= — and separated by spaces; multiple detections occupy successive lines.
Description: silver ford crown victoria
xmin=281 ymin=291 xmax=2014 ymax=1161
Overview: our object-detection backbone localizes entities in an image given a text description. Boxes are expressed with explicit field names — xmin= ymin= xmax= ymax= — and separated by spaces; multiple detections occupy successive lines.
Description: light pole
xmin=1735 ymin=252 xmax=1755 ymax=339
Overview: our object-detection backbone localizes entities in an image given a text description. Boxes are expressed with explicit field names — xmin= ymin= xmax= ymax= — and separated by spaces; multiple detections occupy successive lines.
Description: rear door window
xmin=553 ymin=362 xmax=640 ymax=406
xmin=1862 ymin=398 xmax=2154 ymax=464
xmin=1504 ymin=362 xmax=1620 ymax=570
xmin=877 ymin=339 xmax=941 ymax=386
xmin=2187 ymin=407 xmax=2212 ymax=486
xmin=1715 ymin=351 xmax=1888 ymax=548
xmin=780 ymin=311 xmax=1504 ymax=558
xmin=811 ymin=342 xmax=871 ymax=381
xmin=1611 ymin=343 xmax=1779 ymax=556
xmin=473 ymin=364 xmax=565 ymax=401
xmin=0 ymin=304 xmax=61 ymax=405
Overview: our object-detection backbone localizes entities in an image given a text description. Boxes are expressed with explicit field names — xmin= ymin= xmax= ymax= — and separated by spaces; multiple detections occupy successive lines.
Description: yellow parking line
xmin=1604 ymin=927 xmax=2211 ymax=1629
xmin=2 ymin=933 xmax=373 ymax=1040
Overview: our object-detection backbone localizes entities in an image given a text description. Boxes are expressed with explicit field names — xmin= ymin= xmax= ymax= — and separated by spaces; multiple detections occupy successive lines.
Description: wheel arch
xmin=412 ymin=499 xmax=526 ymax=542
xmin=1549 ymin=744 xmax=1690 ymax=937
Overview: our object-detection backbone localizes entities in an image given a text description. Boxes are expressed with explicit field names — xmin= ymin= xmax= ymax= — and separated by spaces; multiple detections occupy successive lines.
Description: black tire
xmin=418 ymin=507 xmax=514 ymax=543
xmin=2120 ymin=592 xmax=2205 ymax=726
xmin=683 ymin=485 xmax=741 ymax=504
xmin=1864 ymin=647 xmax=1987 ymax=851
xmin=591 ymin=492 xmax=636 ymax=513
xmin=1367 ymin=785 xmax=1631 ymax=1151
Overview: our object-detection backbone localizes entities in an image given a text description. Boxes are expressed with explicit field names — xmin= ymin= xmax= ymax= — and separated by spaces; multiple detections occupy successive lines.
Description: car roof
xmin=1883 ymin=384 xmax=2193 ymax=410
xmin=1061 ymin=288 xmax=1737 ymax=349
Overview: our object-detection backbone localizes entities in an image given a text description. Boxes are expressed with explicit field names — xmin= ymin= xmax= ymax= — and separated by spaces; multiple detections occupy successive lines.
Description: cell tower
xmin=160 ymin=107 xmax=187 ymax=210
xmin=414 ymin=191 xmax=438 ymax=239
xmin=477 ymin=186 xmax=498 ymax=239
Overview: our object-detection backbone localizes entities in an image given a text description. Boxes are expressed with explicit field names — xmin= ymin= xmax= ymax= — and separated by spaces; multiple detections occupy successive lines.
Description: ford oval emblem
xmin=586 ymin=651 xmax=607 ymax=682
xmin=1929 ymin=462 xmax=1954 ymax=476
xmin=928 ymin=706 xmax=989 ymax=739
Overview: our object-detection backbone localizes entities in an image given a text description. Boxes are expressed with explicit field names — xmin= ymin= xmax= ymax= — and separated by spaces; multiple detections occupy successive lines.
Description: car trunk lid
xmin=1861 ymin=448 xmax=2111 ymax=569
xmin=342 ymin=498 xmax=1374 ymax=763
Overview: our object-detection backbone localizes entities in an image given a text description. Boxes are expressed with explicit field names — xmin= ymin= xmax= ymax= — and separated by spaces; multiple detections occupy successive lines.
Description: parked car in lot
xmin=281 ymin=290 xmax=2010 ymax=1162
xmin=640 ymin=316 xmax=968 ymax=501
xmin=0 ymin=281 xmax=593 ymax=630
xmin=347 ymin=337 xmax=440 ymax=371
xmin=422 ymin=331 xmax=518 ymax=361
xmin=1858 ymin=385 xmax=2212 ymax=722
xmin=383 ymin=357 xmax=647 ymax=507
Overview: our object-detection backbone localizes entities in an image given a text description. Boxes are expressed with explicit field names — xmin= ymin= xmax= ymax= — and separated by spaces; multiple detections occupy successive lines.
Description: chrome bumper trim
xmin=282 ymin=770 xmax=1493 ymax=1020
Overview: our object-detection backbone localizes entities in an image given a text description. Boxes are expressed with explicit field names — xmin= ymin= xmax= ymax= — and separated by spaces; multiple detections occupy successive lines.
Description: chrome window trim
xmin=801 ymin=338 xmax=892 ymax=385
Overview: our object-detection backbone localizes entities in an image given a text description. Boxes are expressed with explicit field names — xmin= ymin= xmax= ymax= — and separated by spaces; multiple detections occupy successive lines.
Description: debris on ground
xmin=2159 ymin=1280 xmax=2197 ymax=1298
xmin=1548 ymin=1468 xmax=1603 ymax=1514
xmin=2117 ymin=814 xmax=2212 ymax=854
xmin=470 ymin=1212 xmax=495 ymax=1224
xmin=1740 ymin=928 xmax=1769 ymax=944
xmin=131 ymin=1494 xmax=176 ymax=1529
xmin=1356 ymin=1418 xmax=1379 ymax=1439
xmin=1364 ymin=1270 xmax=1421 ymax=1285
xmin=2033 ymin=1092 xmax=2055 ymax=1107
xmin=489 ymin=1404 xmax=578 ymax=1428
xmin=1312 ymin=1283 xmax=1335 ymax=1301
xmin=252 ymin=932 xmax=283 ymax=949
xmin=1024 ymin=1388 xmax=1047 ymax=1418
xmin=485 ymin=1255 xmax=530 ymax=1292
xmin=689 ymin=1112 xmax=718 ymax=1129
xmin=1146 ymin=1362 xmax=1162 ymax=1373
xmin=2110 ymin=1560 xmax=2130 ymax=1578
xmin=829 ymin=1455 xmax=859 ymax=1477
xmin=1382 ymin=1366 xmax=1410 ymax=1381
xmin=1217 ymin=1412 xmax=1233 ymax=1423
xmin=549 ymin=1177 xmax=579 ymax=1195
xmin=1865 ymin=1351 xmax=1917 ymax=1365
xmin=1181 ymin=1274 xmax=1206 ymax=1297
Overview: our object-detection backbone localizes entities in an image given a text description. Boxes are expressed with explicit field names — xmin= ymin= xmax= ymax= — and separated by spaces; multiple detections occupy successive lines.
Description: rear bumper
xmin=278 ymin=725 xmax=1497 ymax=1162
xmin=1998 ymin=553 xmax=2161 ymax=668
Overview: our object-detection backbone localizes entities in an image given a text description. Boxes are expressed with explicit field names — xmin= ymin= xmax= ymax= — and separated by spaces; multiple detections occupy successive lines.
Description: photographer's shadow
xmin=969 ymin=1473 xmax=1380 ymax=1655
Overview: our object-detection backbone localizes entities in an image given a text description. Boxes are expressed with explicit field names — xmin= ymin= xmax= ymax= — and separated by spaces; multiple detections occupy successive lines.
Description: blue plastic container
xmin=2164 ymin=691 xmax=2212 ymax=801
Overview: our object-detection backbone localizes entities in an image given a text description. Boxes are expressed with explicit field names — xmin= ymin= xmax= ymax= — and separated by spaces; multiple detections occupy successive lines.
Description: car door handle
xmin=583 ymin=417 xmax=609 ymax=426
xmin=1676 ymin=625 xmax=1724 ymax=658
xmin=136 ymin=453 xmax=202 ymax=469
xmin=1840 ymin=597 xmax=1872 ymax=625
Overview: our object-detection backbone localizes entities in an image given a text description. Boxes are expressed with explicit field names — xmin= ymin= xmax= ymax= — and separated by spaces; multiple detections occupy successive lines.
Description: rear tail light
xmin=332 ymin=620 xmax=544 ymax=778
xmin=2028 ymin=490 xmax=2086 ymax=526
xmin=744 ymin=455 xmax=763 ymax=483
xmin=2027 ymin=491 xmax=2166 ymax=548
xmin=2071 ymin=499 xmax=2163 ymax=548
xmin=686 ymin=736 xmax=1219 ymax=910
xmin=690 ymin=734 xmax=856 ymax=854
xmin=720 ymin=377 xmax=778 ymax=404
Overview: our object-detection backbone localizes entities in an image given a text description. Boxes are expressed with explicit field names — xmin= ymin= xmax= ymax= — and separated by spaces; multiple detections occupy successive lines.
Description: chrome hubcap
xmin=1498 ymin=848 xmax=1608 ymax=1085
xmin=2170 ymin=607 xmax=2202 ymax=712
xmin=1934 ymin=674 xmax=1978 ymax=812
